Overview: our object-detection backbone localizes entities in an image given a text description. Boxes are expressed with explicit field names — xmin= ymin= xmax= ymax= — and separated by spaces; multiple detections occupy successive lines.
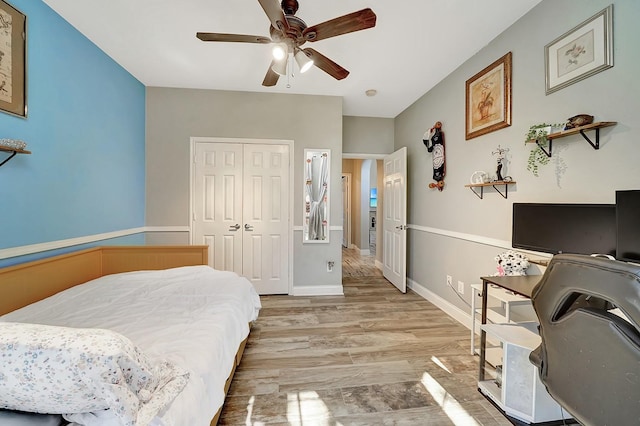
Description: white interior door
xmin=383 ymin=147 xmax=407 ymax=293
xmin=242 ymin=144 xmax=290 ymax=294
xmin=193 ymin=141 xmax=290 ymax=295
xmin=341 ymin=173 xmax=351 ymax=248
xmin=193 ymin=143 xmax=243 ymax=275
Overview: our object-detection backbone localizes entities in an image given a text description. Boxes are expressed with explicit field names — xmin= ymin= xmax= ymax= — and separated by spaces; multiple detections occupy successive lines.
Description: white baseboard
xmin=360 ymin=248 xmax=371 ymax=256
xmin=375 ymin=259 xmax=383 ymax=270
xmin=291 ymin=285 xmax=344 ymax=296
xmin=408 ymin=278 xmax=472 ymax=330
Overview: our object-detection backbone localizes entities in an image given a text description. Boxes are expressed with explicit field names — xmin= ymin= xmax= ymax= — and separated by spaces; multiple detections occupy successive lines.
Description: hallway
xmin=342 ymin=246 xmax=382 ymax=278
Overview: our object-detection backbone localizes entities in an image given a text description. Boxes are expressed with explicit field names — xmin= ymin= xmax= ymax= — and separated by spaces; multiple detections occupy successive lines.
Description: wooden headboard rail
xmin=0 ymin=245 xmax=208 ymax=316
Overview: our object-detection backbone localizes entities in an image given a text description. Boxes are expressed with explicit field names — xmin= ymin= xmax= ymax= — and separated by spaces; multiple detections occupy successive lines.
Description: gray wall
xmin=395 ymin=0 xmax=640 ymax=314
xmin=343 ymin=116 xmax=395 ymax=154
xmin=146 ymin=88 xmax=344 ymax=291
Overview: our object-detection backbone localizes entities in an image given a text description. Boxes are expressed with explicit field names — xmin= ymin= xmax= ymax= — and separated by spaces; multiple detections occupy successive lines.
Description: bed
xmin=0 ymin=245 xmax=261 ymax=426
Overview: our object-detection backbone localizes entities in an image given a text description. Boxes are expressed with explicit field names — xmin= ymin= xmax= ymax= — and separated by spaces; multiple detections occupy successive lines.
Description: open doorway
xmin=341 ymin=173 xmax=351 ymax=249
xmin=341 ymin=156 xmax=384 ymax=278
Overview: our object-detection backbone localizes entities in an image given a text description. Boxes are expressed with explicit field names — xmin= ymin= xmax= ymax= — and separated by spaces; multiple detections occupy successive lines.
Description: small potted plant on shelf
xmin=525 ymin=123 xmax=565 ymax=176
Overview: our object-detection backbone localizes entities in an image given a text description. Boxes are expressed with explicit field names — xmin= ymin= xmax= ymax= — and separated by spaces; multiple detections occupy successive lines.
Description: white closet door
xmin=242 ymin=144 xmax=290 ymax=294
xmin=193 ymin=143 xmax=243 ymax=275
xmin=193 ymin=141 xmax=290 ymax=294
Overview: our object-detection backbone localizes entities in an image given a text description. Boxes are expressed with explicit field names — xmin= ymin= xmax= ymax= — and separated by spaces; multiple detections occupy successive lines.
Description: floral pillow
xmin=0 ymin=322 xmax=189 ymax=426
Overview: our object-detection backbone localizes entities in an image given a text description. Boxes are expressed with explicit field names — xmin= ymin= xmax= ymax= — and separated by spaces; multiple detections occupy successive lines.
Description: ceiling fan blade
xmin=303 ymin=48 xmax=349 ymax=80
xmin=257 ymin=0 xmax=290 ymax=33
xmin=303 ymin=8 xmax=376 ymax=42
xmin=196 ymin=32 xmax=272 ymax=44
xmin=262 ymin=61 xmax=280 ymax=86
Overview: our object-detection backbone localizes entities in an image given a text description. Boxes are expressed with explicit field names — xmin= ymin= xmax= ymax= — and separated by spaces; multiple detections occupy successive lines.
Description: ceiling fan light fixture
xmin=272 ymin=43 xmax=287 ymax=61
xmin=271 ymin=59 xmax=288 ymax=76
xmin=295 ymin=50 xmax=314 ymax=73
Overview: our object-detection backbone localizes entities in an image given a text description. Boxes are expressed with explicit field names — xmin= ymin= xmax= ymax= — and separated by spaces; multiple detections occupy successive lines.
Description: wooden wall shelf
xmin=526 ymin=121 xmax=616 ymax=157
xmin=465 ymin=181 xmax=516 ymax=199
xmin=0 ymin=146 xmax=31 ymax=167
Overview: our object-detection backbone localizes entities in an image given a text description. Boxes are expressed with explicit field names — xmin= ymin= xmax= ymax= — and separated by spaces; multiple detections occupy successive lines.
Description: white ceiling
xmin=42 ymin=0 xmax=541 ymax=118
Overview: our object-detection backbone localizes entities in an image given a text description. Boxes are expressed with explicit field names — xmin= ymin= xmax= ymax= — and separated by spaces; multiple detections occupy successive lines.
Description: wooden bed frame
xmin=0 ymin=245 xmax=247 ymax=425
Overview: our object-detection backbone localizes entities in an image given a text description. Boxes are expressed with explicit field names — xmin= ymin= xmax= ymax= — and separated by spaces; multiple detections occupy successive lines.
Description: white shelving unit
xmin=470 ymin=283 xmax=531 ymax=356
xmin=478 ymin=322 xmax=571 ymax=424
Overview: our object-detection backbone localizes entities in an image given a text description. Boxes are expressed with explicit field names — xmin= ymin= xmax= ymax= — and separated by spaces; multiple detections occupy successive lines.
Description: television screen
xmin=616 ymin=190 xmax=640 ymax=263
xmin=512 ymin=203 xmax=616 ymax=256
xmin=370 ymin=188 xmax=377 ymax=208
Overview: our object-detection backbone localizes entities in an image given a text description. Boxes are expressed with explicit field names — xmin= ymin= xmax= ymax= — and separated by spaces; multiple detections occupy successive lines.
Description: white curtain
xmin=305 ymin=153 xmax=329 ymax=240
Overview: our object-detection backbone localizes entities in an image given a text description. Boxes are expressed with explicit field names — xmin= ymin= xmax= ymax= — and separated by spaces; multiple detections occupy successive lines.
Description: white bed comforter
xmin=1 ymin=265 xmax=261 ymax=426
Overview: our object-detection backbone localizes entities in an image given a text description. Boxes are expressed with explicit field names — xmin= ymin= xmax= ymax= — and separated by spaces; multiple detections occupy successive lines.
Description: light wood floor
xmin=342 ymin=246 xmax=382 ymax=278
xmin=219 ymin=250 xmax=512 ymax=425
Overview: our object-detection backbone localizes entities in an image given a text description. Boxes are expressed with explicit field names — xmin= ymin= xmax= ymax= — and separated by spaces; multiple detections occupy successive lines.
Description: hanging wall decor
xmin=0 ymin=0 xmax=26 ymax=117
xmin=465 ymin=52 xmax=512 ymax=140
xmin=545 ymin=5 xmax=613 ymax=95
xmin=423 ymin=121 xmax=446 ymax=191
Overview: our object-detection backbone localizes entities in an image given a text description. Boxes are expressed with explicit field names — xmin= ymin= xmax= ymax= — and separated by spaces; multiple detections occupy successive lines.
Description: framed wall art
xmin=465 ymin=52 xmax=512 ymax=140
xmin=545 ymin=5 xmax=613 ymax=95
xmin=0 ymin=0 xmax=26 ymax=117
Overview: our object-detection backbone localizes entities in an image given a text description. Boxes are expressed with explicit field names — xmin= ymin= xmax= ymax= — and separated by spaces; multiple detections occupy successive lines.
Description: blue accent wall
xmin=0 ymin=2 xmax=145 ymax=258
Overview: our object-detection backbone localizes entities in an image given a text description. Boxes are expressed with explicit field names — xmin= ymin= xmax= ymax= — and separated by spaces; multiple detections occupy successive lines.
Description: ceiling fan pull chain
xmin=287 ymin=54 xmax=293 ymax=88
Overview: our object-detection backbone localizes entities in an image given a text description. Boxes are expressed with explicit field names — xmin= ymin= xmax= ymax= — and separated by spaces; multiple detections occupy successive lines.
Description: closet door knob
xmin=228 ymin=224 xmax=241 ymax=231
xmin=244 ymin=224 xmax=254 ymax=231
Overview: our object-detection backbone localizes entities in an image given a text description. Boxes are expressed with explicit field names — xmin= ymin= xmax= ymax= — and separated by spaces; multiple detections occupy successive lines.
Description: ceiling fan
xmin=196 ymin=0 xmax=377 ymax=87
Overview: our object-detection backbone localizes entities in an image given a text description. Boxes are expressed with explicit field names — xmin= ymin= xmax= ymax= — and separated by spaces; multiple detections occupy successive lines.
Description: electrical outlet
xmin=446 ymin=275 xmax=452 ymax=287
xmin=327 ymin=261 xmax=335 ymax=272
xmin=458 ymin=280 xmax=465 ymax=294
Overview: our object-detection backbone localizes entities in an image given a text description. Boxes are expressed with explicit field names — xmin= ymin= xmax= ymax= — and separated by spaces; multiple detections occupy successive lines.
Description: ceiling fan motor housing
xmin=270 ymin=15 xmax=308 ymax=46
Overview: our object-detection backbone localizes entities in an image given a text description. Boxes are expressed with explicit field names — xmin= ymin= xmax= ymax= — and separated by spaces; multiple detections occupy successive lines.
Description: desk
xmin=478 ymin=275 xmax=540 ymax=382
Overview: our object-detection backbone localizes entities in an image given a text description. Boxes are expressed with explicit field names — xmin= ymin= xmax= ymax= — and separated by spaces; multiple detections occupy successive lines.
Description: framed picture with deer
xmin=465 ymin=52 xmax=512 ymax=140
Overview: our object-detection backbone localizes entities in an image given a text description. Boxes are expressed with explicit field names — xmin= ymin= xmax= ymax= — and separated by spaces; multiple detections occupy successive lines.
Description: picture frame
xmin=0 ymin=0 xmax=26 ymax=118
xmin=545 ymin=5 xmax=613 ymax=95
xmin=465 ymin=52 xmax=512 ymax=140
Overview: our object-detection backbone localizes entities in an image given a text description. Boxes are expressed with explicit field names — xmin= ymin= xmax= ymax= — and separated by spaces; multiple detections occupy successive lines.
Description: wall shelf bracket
xmin=579 ymin=128 xmax=600 ymax=150
xmin=469 ymin=186 xmax=484 ymax=199
xmin=535 ymin=140 xmax=552 ymax=158
xmin=0 ymin=151 xmax=18 ymax=167
xmin=492 ymin=183 xmax=510 ymax=199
